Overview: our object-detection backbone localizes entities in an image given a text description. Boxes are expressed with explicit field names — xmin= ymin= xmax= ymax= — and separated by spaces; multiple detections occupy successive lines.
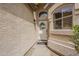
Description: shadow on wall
xmin=0 ymin=3 xmax=37 ymax=56
xmin=0 ymin=3 xmax=34 ymax=23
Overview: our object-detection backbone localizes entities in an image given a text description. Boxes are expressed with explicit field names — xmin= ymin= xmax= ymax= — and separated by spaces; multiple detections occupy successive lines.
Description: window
xmin=39 ymin=12 xmax=47 ymax=20
xmin=53 ymin=4 xmax=74 ymax=29
xmin=40 ymin=22 xmax=46 ymax=29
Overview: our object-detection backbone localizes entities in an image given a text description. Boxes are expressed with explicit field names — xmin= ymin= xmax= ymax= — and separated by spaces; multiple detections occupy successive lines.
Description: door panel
xmin=39 ymin=21 xmax=48 ymax=40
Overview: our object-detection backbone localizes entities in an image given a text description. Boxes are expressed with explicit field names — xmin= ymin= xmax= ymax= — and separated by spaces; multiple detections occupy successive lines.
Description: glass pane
xmin=63 ymin=16 xmax=72 ymax=29
xmin=39 ymin=13 xmax=47 ymax=20
xmin=62 ymin=4 xmax=73 ymax=17
xmin=63 ymin=10 xmax=72 ymax=16
xmin=54 ymin=12 xmax=62 ymax=19
xmin=54 ymin=19 xmax=62 ymax=29
xmin=53 ymin=7 xmax=62 ymax=19
xmin=40 ymin=22 xmax=46 ymax=30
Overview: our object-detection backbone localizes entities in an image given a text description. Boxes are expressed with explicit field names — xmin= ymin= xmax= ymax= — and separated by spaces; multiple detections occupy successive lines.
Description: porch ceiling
xmin=25 ymin=3 xmax=54 ymax=11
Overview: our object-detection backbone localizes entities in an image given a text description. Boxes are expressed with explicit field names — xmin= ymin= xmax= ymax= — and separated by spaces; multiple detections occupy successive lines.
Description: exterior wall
xmin=0 ymin=3 xmax=37 ymax=56
xmin=48 ymin=3 xmax=72 ymax=42
xmin=74 ymin=4 xmax=79 ymax=25
xmin=75 ymin=3 xmax=79 ymax=9
xmin=48 ymin=3 xmax=79 ymax=55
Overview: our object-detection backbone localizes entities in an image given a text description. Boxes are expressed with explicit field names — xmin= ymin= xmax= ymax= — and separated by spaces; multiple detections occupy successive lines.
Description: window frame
xmin=52 ymin=4 xmax=75 ymax=31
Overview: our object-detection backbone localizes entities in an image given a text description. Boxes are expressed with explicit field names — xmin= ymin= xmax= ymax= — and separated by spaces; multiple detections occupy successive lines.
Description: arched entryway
xmin=38 ymin=11 xmax=48 ymax=44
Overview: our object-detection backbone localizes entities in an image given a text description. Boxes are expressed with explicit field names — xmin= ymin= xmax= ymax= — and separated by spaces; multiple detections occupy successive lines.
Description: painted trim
xmin=48 ymin=40 xmax=74 ymax=50
xmin=75 ymin=8 xmax=79 ymax=11
xmin=50 ymin=30 xmax=73 ymax=36
xmin=49 ymin=38 xmax=74 ymax=45
xmin=51 ymin=3 xmax=74 ymax=14
xmin=44 ymin=4 xmax=49 ymax=9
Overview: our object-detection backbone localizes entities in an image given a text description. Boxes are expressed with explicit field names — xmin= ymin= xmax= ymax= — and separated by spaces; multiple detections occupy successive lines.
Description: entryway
xmin=25 ymin=42 xmax=58 ymax=56
xmin=38 ymin=20 xmax=48 ymax=44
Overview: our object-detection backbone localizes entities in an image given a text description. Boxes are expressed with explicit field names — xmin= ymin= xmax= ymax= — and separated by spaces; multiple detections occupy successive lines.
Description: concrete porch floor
xmin=25 ymin=42 xmax=58 ymax=56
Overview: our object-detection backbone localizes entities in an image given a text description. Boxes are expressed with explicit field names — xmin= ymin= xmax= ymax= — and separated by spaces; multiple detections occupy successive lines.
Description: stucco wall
xmin=0 ymin=4 xmax=37 ymax=56
xmin=48 ymin=3 xmax=63 ymax=32
xmin=75 ymin=3 xmax=79 ymax=9
xmin=48 ymin=3 xmax=73 ymax=42
xmin=47 ymin=3 xmax=79 ymax=55
xmin=74 ymin=4 xmax=79 ymax=25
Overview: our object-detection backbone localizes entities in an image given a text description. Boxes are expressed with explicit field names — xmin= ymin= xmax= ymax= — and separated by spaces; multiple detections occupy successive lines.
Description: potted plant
xmin=73 ymin=25 xmax=79 ymax=52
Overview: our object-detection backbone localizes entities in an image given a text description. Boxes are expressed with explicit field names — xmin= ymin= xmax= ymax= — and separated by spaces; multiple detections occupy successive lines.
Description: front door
xmin=39 ymin=20 xmax=48 ymax=41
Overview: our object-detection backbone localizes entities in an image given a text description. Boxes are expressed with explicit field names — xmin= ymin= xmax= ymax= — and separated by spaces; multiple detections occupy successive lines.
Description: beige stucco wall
xmin=48 ymin=3 xmax=73 ymax=42
xmin=0 ymin=3 xmax=37 ymax=56
xmin=75 ymin=3 xmax=79 ymax=9
xmin=48 ymin=3 xmax=79 ymax=55
xmin=74 ymin=4 xmax=79 ymax=25
xmin=48 ymin=3 xmax=79 ymax=42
